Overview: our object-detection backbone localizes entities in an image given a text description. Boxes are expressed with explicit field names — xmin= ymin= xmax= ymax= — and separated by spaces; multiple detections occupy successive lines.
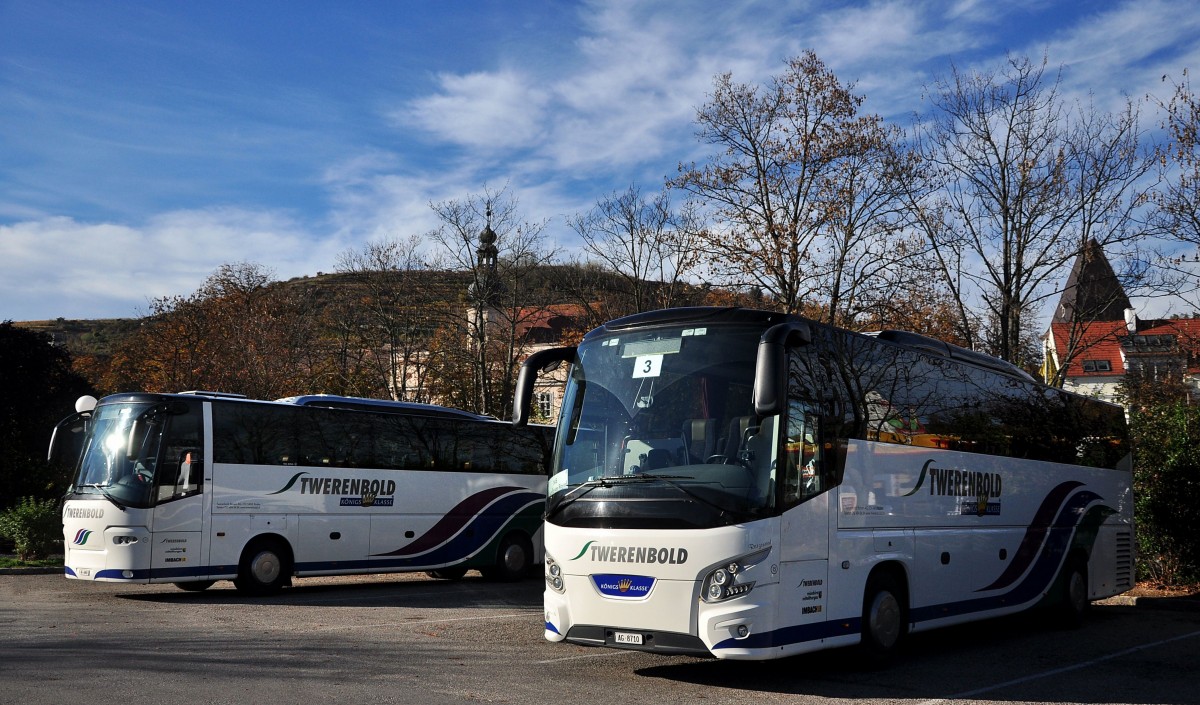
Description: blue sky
xmin=2 ymin=0 xmax=1199 ymax=321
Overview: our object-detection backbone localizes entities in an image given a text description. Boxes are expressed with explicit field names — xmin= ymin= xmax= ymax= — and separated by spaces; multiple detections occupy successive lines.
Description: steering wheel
xmin=132 ymin=463 xmax=154 ymax=484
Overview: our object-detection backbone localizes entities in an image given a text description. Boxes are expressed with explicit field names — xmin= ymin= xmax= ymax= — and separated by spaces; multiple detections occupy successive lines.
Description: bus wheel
xmin=234 ymin=538 xmax=291 ymax=596
xmin=1056 ymin=558 xmax=1089 ymax=628
xmin=173 ymin=580 xmax=215 ymax=592
xmin=482 ymin=533 xmax=532 ymax=582
xmin=426 ymin=567 xmax=469 ymax=581
xmin=861 ymin=572 xmax=906 ymax=662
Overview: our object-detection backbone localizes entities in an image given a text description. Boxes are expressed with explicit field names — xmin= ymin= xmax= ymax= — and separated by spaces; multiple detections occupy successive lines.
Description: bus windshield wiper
xmin=545 ymin=478 xmax=612 ymax=521
xmin=80 ymin=483 xmax=126 ymax=511
xmin=544 ymin=473 xmax=680 ymax=520
xmin=546 ymin=473 xmax=753 ymax=522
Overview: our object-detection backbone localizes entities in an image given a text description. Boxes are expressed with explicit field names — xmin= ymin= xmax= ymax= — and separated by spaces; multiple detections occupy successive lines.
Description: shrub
xmin=1128 ymin=401 xmax=1200 ymax=586
xmin=0 ymin=496 xmax=61 ymax=561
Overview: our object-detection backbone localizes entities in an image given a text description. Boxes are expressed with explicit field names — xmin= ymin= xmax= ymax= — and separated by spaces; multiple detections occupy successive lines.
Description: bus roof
xmin=276 ymin=395 xmax=496 ymax=420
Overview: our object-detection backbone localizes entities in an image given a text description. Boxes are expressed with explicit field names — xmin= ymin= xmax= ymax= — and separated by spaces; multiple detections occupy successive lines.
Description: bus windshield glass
xmin=73 ymin=401 xmax=163 ymax=509
xmin=548 ymin=323 xmax=775 ymax=528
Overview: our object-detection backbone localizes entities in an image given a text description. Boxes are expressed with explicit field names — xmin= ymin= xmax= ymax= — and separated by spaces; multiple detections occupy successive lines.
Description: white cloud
xmin=1036 ymin=0 xmax=1200 ymax=113
xmin=400 ymin=69 xmax=552 ymax=151
xmin=0 ymin=209 xmax=343 ymax=321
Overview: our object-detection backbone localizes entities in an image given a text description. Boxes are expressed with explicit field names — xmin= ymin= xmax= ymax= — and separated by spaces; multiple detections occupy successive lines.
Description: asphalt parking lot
xmin=3 ymin=571 xmax=1198 ymax=705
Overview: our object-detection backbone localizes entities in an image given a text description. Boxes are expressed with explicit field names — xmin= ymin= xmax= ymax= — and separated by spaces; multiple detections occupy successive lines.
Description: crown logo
xmin=976 ymin=491 xmax=989 ymax=517
xmin=361 ymin=493 xmax=376 ymax=507
xmin=618 ymin=578 xmax=633 ymax=592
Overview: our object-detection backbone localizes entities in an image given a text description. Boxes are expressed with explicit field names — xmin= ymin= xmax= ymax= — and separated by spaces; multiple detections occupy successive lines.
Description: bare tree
xmin=334 ymin=235 xmax=444 ymax=401
xmin=427 ymin=187 xmax=560 ymax=417
xmin=673 ymin=51 xmax=924 ymax=325
xmin=915 ymin=55 xmax=1154 ymax=364
xmin=1152 ymin=69 xmax=1200 ymax=250
xmin=568 ymin=184 xmax=704 ymax=314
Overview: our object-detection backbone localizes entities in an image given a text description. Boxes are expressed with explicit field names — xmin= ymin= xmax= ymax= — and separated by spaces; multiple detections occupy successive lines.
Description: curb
xmin=1097 ymin=594 xmax=1200 ymax=611
xmin=0 ymin=566 xmax=64 ymax=576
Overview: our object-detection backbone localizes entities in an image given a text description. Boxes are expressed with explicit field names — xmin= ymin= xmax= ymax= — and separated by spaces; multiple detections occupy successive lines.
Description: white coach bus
xmin=52 ymin=393 xmax=552 ymax=594
xmin=513 ymin=307 xmax=1132 ymax=661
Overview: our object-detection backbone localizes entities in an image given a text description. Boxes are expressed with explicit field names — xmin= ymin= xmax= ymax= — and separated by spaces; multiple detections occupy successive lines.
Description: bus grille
xmin=1114 ymin=530 xmax=1134 ymax=590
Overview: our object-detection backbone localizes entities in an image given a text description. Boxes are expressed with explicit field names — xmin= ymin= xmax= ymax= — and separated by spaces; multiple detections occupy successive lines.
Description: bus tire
xmin=482 ymin=533 xmax=532 ymax=582
xmin=860 ymin=571 xmax=907 ymax=663
xmin=426 ymin=567 xmax=469 ymax=581
xmin=234 ymin=538 xmax=292 ymax=596
xmin=1055 ymin=557 xmax=1089 ymax=629
xmin=173 ymin=580 xmax=215 ymax=592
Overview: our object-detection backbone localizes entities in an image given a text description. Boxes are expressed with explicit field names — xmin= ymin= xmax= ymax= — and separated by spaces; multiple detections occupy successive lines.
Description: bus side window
xmin=783 ymin=400 xmax=823 ymax=509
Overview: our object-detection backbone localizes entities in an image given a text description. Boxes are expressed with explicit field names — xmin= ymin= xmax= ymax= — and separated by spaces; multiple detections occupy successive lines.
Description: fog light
xmin=545 ymin=552 xmax=565 ymax=594
xmin=736 ymin=625 xmax=749 ymax=638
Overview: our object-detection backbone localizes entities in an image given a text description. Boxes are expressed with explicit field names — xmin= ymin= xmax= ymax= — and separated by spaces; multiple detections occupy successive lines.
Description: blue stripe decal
xmin=73 ymin=494 xmax=542 ymax=582
xmin=296 ymin=493 xmax=544 ymax=572
xmin=713 ymin=485 xmax=1108 ymax=652
xmin=545 ymin=621 xmax=561 ymax=635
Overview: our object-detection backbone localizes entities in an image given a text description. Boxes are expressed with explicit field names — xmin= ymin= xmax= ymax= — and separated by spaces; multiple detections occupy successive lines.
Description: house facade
xmin=1042 ymin=240 xmax=1200 ymax=405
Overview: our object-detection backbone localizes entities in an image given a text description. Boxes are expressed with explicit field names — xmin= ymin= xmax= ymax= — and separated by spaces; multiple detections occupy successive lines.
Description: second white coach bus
xmin=513 ymin=307 xmax=1132 ymax=660
xmin=54 ymin=392 xmax=552 ymax=594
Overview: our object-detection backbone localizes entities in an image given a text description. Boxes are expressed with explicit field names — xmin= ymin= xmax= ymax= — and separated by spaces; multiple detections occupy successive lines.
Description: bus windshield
xmin=548 ymin=323 xmax=775 ymax=528
xmin=73 ymin=401 xmax=163 ymax=509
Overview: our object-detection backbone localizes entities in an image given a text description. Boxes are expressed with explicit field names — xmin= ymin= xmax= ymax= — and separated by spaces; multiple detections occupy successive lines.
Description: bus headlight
xmin=545 ymin=553 xmax=565 ymax=593
xmin=701 ymin=548 xmax=770 ymax=603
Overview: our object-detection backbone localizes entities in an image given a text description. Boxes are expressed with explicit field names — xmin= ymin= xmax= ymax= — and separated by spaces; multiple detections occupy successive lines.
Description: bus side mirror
xmin=754 ymin=321 xmax=811 ymax=417
xmin=47 ymin=410 xmax=91 ymax=466
xmin=513 ymin=346 xmax=576 ymax=427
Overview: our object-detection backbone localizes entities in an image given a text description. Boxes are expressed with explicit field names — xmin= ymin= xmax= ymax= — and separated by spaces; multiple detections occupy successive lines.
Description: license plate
xmin=613 ymin=631 xmax=643 ymax=645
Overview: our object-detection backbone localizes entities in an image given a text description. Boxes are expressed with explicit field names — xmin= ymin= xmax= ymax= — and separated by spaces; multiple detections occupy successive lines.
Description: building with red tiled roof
xmin=1042 ymin=241 xmax=1200 ymax=405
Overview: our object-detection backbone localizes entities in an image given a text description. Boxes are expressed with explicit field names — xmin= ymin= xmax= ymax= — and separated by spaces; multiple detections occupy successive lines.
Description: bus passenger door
xmin=149 ymin=411 xmax=206 ymax=579
xmin=776 ymin=402 xmax=831 ymax=633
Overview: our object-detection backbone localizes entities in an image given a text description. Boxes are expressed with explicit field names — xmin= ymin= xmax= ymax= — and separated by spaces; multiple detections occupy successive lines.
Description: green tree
xmin=0 ymin=322 xmax=95 ymax=508
xmin=1126 ymin=401 xmax=1200 ymax=585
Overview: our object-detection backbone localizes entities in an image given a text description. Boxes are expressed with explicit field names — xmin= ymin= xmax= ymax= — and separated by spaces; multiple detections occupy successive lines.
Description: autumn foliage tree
xmin=109 ymin=263 xmax=323 ymax=399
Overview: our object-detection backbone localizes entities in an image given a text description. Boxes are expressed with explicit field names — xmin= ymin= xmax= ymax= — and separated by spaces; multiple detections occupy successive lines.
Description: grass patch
xmin=0 ymin=555 xmax=63 ymax=569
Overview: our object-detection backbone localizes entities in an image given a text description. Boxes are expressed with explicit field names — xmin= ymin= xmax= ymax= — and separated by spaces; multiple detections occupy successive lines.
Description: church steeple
xmin=468 ymin=207 xmax=501 ymax=309
xmin=1053 ymin=239 xmax=1131 ymax=324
